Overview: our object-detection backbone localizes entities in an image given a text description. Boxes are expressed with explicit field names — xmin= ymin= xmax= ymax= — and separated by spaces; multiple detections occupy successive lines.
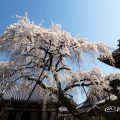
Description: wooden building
xmin=99 ymin=40 xmax=120 ymax=69
xmin=0 ymin=83 xmax=76 ymax=120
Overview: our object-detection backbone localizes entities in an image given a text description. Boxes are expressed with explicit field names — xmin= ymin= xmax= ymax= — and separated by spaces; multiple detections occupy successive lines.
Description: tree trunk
xmin=59 ymin=90 xmax=81 ymax=120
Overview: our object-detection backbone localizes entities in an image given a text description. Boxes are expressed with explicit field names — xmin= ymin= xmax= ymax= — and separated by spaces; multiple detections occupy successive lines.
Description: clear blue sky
xmin=0 ymin=0 xmax=120 ymax=74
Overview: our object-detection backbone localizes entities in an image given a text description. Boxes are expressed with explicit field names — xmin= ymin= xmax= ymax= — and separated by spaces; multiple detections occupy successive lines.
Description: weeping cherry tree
xmin=0 ymin=14 xmax=115 ymax=119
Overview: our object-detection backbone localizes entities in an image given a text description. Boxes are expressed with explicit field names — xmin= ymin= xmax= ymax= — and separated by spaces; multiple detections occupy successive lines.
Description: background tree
xmin=0 ymin=15 xmax=115 ymax=119
xmin=105 ymin=73 xmax=120 ymax=101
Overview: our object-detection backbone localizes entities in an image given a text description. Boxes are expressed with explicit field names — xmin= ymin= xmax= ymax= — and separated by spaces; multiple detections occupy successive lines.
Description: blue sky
xmin=0 ymin=0 xmax=120 ymax=74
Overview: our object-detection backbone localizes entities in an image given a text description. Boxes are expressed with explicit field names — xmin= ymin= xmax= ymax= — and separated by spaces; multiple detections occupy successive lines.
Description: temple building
xmin=0 ymin=82 xmax=76 ymax=120
xmin=99 ymin=40 xmax=120 ymax=69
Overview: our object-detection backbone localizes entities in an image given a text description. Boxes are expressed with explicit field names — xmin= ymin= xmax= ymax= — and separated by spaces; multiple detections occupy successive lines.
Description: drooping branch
xmin=56 ymin=67 xmax=71 ymax=72
xmin=64 ymin=84 xmax=81 ymax=92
